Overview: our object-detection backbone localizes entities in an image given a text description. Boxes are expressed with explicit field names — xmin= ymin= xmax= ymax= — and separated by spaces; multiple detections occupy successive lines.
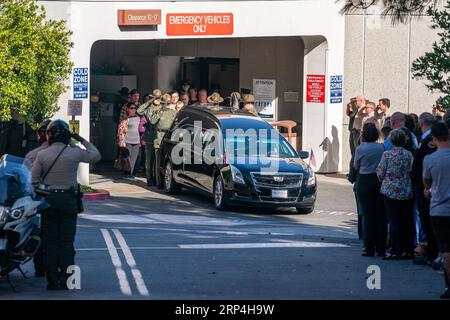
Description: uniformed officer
xmin=150 ymin=93 xmax=177 ymax=187
xmin=26 ymin=120 xmax=51 ymax=166
xmin=137 ymin=89 xmax=163 ymax=186
xmin=25 ymin=119 xmax=50 ymax=277
xmin=90 ymin=92 xmax=103 ymax=148
xmin=31 ymin=120 xmax=101 ymax=290
xmin=0 ymin=109 xmax=26 ymax=157
xmin=242 ymin=94 xmax=259 ymax=117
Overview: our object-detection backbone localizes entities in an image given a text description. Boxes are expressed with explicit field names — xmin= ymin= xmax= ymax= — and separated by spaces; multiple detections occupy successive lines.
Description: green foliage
xmin=412 ymin=1 xmax=450 ymax=111
xmin=0 ymin=0 xmax=73 ymax=128
xmin=339 ymin=0 xmax=437 ymax=24
xmin=80 ymin=185 xmax=95 ymax=193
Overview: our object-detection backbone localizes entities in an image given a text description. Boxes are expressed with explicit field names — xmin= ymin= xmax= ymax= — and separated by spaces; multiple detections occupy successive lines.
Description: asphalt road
xmin=0 ymin=174 xmax=444 ymax=299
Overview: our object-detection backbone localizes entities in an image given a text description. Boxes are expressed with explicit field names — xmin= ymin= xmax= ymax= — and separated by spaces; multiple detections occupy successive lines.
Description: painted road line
xmin=100 ymin=228 xmax=132 ymax=296
xmin=112 ymin=229 xmax=150 ymax=297
xmin=178 ymin=241 xmax=350 ymax=249
xmin=111 ymin=226 xmax=294 ymax=236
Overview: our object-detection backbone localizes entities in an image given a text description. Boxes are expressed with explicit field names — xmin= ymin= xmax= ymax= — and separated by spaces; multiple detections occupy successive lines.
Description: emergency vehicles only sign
xmin=73 ymin=68 xmax=88 ymax=99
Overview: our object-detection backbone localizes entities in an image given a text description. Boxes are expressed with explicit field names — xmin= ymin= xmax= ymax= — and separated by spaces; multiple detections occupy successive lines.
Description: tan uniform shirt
xmin=353 ymin=107 xmax=366 ymax=131
xmin=32 ymin=141 xmax=101 ymax=189
xmin=25 ymin=142 xmax=49 ymax=167
xmin=361 ymin=111 xmax=379 ymax=130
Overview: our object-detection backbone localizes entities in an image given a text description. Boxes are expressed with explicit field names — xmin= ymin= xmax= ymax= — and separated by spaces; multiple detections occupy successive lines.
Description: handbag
xmin=114 ymin=154 xmax=131 ymax=172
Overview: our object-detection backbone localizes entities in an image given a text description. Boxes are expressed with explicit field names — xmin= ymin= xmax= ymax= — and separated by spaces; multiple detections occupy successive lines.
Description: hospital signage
xmin=166 ymin=13 xmax=233 ymax=36
xmin=73 ymin=68 xmax=88 ymax=99
xmin=330 ymin=75 xmax=343 ymax=104
xmin=117 ymin=9 xmax=161 ymax=26
xmin=306 ymin=74 xmax=325 ymax=103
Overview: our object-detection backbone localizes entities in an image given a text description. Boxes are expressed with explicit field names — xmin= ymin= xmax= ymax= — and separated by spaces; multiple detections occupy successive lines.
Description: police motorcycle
xmin=0 ymin=154 xmax=47 ymax=289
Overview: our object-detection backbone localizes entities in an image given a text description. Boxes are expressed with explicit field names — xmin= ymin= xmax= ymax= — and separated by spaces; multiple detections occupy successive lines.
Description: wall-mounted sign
xmin=284 ymin=91 xmax=299 ymax=103
xmin=69 ymin=120 xmax=80 ymax=135
xmin=73 ymin=68 xmax=88 ymax=99
xmin=166 ymin=13 xmax=233 ymax=36
xmin=330 ymin=75 xmax=343 ymax=104
xmin=118 ymin=9 xmax=161 ymax=26
xmin=253 ymin=79 xmax=276 ymax=120
xmin=67 ymin=100 xmax=83 ymax=116
xmin=306 ymin=74 xmax=325 ymax=103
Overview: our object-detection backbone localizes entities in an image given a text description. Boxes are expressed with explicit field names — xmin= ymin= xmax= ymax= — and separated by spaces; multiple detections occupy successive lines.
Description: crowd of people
xmin=347 ymin=96 xmax=450 ymax=299
xmin=112 ymin=86 xmax=259 ymax=184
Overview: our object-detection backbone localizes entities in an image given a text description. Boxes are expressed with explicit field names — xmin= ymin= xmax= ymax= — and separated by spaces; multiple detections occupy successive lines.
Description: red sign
xmin=166 ymin=13 xmax=233 ymax=36
xmin=118 ymin=10 xmax=161 ymax=26
xmin=306 ymin=75 xmax=325 ymax=103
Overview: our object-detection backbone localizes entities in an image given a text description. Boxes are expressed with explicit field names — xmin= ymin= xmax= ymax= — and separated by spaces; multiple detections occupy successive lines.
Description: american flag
xmin=309 ymin=148 xmax=317 ymax=168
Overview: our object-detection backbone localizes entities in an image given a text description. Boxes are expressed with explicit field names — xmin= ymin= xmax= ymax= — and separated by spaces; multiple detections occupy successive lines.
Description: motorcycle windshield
xmin=0 ymin=155 xmax=35 ymax=206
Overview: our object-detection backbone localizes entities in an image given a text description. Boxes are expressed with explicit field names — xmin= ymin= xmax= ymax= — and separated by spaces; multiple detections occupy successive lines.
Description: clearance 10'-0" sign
xmin=166 ymin=13 xmax=233 ymax=36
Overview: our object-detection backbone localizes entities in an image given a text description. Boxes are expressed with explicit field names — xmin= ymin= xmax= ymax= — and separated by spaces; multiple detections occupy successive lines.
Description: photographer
xmin=31 ymin=120 xmax=101 ymax=290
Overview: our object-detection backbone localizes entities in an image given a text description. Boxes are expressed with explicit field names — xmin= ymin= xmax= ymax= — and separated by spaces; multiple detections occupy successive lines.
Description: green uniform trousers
xmin=155 ymin=147 xmax=162 ymax=187
xmin=145 ymin=142 xmax=155 ymax=184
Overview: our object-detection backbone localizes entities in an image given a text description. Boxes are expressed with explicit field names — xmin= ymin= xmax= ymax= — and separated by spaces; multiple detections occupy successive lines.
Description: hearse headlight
xmin=230 ymin=165 xmax=245 ymax=185
xmin=9 ymin=207 xmax=24 ymax=220
xmin=306 ymin=167 xmax=316 ymax=186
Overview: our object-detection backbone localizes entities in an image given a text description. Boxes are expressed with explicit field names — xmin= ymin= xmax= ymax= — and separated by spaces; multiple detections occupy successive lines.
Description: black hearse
xmin=158 ymin=106 xmax=316 ymax=214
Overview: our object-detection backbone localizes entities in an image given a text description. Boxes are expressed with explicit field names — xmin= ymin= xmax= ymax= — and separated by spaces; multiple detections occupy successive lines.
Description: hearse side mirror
xmin=298 ymin=151 xmax=309 ymax=159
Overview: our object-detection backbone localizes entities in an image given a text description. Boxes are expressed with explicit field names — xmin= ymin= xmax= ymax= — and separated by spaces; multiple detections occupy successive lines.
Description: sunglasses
xmin=129 ymin=107 xmax=137 ymax=110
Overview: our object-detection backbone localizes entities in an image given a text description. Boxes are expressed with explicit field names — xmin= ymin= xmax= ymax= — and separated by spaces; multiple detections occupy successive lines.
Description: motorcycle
xmin=0 ymin=154 xmax=46 ymax=290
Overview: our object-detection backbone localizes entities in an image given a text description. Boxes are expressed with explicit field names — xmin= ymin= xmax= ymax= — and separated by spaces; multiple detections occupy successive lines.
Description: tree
xmin=411 ymin=1 xmax=450 ymax=111
xmin=0 ymin=0 xmax=73 ymax=128
xmin=339 ymin=0 xmax=438 ymax=23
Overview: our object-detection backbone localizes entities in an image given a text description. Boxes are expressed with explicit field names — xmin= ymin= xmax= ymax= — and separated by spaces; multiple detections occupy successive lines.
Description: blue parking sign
xmin=330 ymin=75 xmax=343 ymax=104
xmin=73 ymin=68 xmax=89 ymax=99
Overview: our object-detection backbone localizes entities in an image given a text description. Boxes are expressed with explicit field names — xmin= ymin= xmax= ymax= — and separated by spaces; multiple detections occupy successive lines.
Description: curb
xmin=82 ymin=189 xmax=111 ymax=201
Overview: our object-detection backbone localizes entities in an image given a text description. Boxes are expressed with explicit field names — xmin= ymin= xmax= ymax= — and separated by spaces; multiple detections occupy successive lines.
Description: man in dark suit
xmin=412 ymin=112 xmax=438 ymax=265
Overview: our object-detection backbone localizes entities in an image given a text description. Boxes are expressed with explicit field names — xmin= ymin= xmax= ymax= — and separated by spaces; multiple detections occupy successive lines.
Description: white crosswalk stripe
xmin=314 ymin=209 xmax=355 ymax=216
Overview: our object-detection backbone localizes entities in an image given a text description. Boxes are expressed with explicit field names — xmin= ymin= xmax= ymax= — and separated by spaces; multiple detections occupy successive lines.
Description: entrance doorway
xmin=89 ymin=37 xmax=313 ymax=171
xmin=182 ymin=58 xmax=239 ymax=97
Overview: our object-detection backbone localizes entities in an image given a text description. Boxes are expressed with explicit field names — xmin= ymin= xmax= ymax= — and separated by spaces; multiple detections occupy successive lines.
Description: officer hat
xmin=243 ymin=94 xmax=256 ymax=104
xmin=38 ymin=120 xmax=51 ymax=133
xmin=46 ymin=119 xmax=71 ymax=145
xmin=161 ymin=93 xmax=171 ymax=105
xmin=207 ymin=92 xmax=224 ymax=104
xmin=150 ymin=89 xmax=162 ymax=99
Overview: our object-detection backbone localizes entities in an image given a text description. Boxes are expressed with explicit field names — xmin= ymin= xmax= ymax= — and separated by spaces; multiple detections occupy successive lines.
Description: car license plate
xmin=272 ymin=190 xmax=288 ymax=198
